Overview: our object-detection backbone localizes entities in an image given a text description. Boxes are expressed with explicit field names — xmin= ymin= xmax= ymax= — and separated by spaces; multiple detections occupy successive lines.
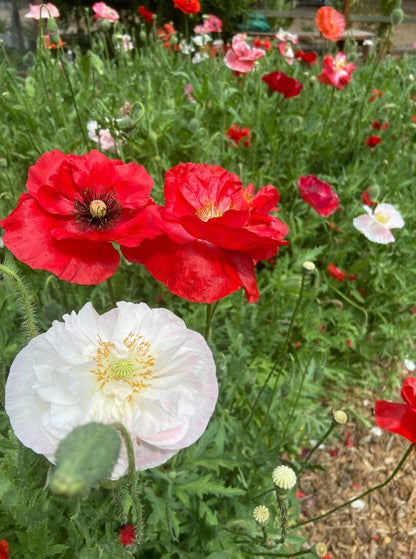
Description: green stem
xmin=298 ymin=423 xmax=335 ymax=474
xmin=204 ymin=303 xmax=213 ymax=340
xmin=247 ymin=268 xmax=308 ymax=426
xmin=276 ymin=491 xmax=288 ymax=544
xmin=244 ymin=548 xmax=314 ymax=557
xmin=113 ymin=422 xmax=143 ymax=543
xmin=57 ymin=50 xmax=90 ymax=151
xmin=0 ymin=263 xmax=38 ymax=340
xmin=291 ymin=442 xmax=414 ymax=529
xmin=106 ymin=277 xmax=117 ymax=308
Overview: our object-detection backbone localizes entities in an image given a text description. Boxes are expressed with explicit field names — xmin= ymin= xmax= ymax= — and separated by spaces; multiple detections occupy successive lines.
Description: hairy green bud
xmin=50 ymin=423 xmax=121 ymax=496
xmin=391 ymin=8 xmax=404 ymax=25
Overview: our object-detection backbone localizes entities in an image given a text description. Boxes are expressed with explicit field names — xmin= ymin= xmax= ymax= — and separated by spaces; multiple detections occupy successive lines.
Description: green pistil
xmin=113 ymin=359 xmax=134 ymax=379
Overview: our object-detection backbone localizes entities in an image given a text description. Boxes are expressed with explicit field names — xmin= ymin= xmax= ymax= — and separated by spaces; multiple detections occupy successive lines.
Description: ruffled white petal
xmin=5 ymin=302 xmax=218 ymax=479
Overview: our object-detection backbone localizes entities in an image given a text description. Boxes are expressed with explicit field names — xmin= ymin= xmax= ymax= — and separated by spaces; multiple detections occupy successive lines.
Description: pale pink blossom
xmin=5 ymin=302 xmax=218 ymax=478
xmin=278 ymin=42 xmax=295 ymax=65
xmin=275 ymin=28 xmax=298 ymax=44
xmin=92 ymin=2 xmax=119 ymax=22
xmin=194 ymin=14 xmax=223 ymax=34
xmin=224 ymin=35 xmax=265 ymax=73
xmin=184 ymin=83 xmax=196 ymax=103
xmin=25 ymin=3 xmax=60 ymax=19
xmin=87 ymin=120 xmax=117 ymax=153
xmin=353 ymin=203 xmax=404 ymax=244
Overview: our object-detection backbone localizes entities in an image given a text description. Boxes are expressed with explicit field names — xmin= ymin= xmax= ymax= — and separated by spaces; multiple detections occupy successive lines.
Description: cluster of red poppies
xmin=0 ymin=151 xmax=289 ymax=304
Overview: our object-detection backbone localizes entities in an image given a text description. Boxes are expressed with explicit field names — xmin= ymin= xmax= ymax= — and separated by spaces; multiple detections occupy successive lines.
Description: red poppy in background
xmin=369 ymin=89 xmax=383 ymax=102
xmin=315 ymin=6 xmax=345 ymax=41
xmin=365 ymin=135 xmax=382 ymax=147
xmin=412 ymin=116 xmax=416 ymax=123
xmin=262 ymin=71 xmax=303 ymax=98
xmin=123 ymin=163 xmax=289 ymax=303
xmin=138 ymin=5 xmax=155 ymax=23
xmin=226 ymin=125 xmax=252 ymax=147
xmin=0 ymin=540 xmax=8 ymax=559
xmin=173 ymin=0 xmax=200 ymax=15
xmin=0 ymin=150 xmax=160 ymax=284
xmin=298 ymin=175 xmax=340 ymax=216
xmin=294 ymin=49 xmax=317 ymax=66
xmin=327 ymin=263 xmax=357 ymax=282
xmin=253 ymin=37 xmax=271 ymax=51
xmin=371 ymin=120 xmax=389 ymax=130
xmin=375 ymin=377 xmax=416 ymax=445
xmin=361 ymin=187 xmax=377 ymax=206
xmin=119 ymin=525 xmax=136 ymax=546
xmin=318 ymin=52 xmax=355 ymax=90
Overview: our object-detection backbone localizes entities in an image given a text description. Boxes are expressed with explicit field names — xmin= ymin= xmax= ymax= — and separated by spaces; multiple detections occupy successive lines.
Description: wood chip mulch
xmin=297 ymin=398 xmax=416 ymax=558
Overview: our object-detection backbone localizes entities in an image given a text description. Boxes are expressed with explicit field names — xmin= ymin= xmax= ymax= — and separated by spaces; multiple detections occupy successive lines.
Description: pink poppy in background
xmin=318 ymin=52 xmax=355 ymax=90
xmin=25 ymin=3 xmax=60 ymax=18
xmin=87 ymin=120 xmax=117 ymax=153
xmin=298 ymin=175 xmax=340 ymax=216
xmin=194 ymin=14 xmax=222 ymax=34
xmin=262 ymin=71 xmax=303 ymax=98
xmin=224 ymin=35 xmax=265 ymax=73
xmin=365 ymin=135 xmax=382 ymax=147
xmin=315 ymin=6 xmax=345 ymax=41
xmin=275 ymin=28 xmax=298 ymax=44
xmin=294 ymin=49 xmax=317 ymax=66
xmin=184 ymin=83 xmax=196 ymax=103
xmin=278 ymin=41 xmax=295 ymax=65
xmin=122 ymin=163 xmax=289 ymax=303
xmin=92 ymin=2 xmax=119 ymax=22
xmin=375 ymin=377 xmax=416 ymax=444
xmin=353 ymin=203 xmax=404 ymax=244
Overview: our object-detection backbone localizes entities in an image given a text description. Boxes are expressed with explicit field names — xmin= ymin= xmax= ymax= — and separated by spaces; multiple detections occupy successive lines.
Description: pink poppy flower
xmin=194 ymin=14 xmax=222 ymax=34
xmin=25 ymin=3 xmax=60 ymax=19
xmin=87 ymin=121 xmax=117 ymax=153
xmin=353 ymin=203 xmax=404 ymax=244
xmin=224 ymin=35 xmax=265 ymax=74
xmin=184 ymin=83 xmax=196 ymax=103
xmin=318 ymin=52 xmax=355 ymax=90
xmin=92 ymin=2 xmax=119 ymax=22
xmin=298 ymin=175 xmax=339 ymax=216
xmin=278 ymin=41 xmax=295 ymax=65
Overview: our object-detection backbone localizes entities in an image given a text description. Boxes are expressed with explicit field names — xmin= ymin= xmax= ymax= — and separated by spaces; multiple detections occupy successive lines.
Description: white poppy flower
xmin=352 ymin=203 xmax=404 ymax=244
xmin=6 ymin=302 xmax=218 ymax=479
xmin=87 ymin=120 xmax=117 ymax=153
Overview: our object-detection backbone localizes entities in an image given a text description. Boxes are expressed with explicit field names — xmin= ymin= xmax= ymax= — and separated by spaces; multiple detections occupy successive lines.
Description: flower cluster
xmin=0 ymin=152 xmax=289 ymax=304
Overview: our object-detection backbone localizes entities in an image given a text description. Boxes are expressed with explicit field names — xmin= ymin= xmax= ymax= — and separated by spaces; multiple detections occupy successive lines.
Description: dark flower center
xmin=73 ymin=188 xmax=121 ymax=231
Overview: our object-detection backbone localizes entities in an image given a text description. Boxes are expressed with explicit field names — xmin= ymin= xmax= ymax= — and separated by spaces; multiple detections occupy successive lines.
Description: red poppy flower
xmin=365 ymin=135 xmax=382 ymax=147
xmin=122 ymin=163 xmax=289 ymax=304
xmin=173 ymin=0 xmax=200 ymax=15
xmin=371 ymin=120 xmax=389 ymax=130
xmin=253 ymin=37 xmax=272 ymax=51
xmin=294 ymin=49 xmax=317 ymax=66
xmin=262 ymin=71 xmax=303 ymax=98
xmin=369 ymin=89 xmax=383 ymax=102
xmin=0 ymin=540 xmax=8 ymax=559
xmin=119 ymin=524 xmax=136 ymax=545
xmin=318 ymin=52 xmax=355 ymax=90
xmin=412 ymin=116 xmax=416 ymax=123
xmin=315 ymin=6 xmax=345 ymax=41
xmin=138 ymin=5 xmax=155 ymax=23
xmin=327 ymin=263 xmax=356 ymax=282
xmin=361 ymin=187 xmax=377 ymax=206
xmin=375 ymin=377 xmax=416 ymax=444
xmin=0 ymin=150 xmax=160 ymax=284
xmin=298 ymin=175 xmax=340 ymax=216
xmin=226 ymin=125 xmax=252 ymax=147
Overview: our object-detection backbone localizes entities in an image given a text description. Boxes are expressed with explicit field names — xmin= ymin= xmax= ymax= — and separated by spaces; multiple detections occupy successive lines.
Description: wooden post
xmin=343 ymin=0 xmax=352 ymax=28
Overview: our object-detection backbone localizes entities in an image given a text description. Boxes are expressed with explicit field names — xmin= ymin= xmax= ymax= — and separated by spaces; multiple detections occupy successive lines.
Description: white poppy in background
xmin=6 ymin=302 xmax=218 ymax=479
xmin=87 ymin=120 xmax=117 ymax=153
xmin=352 ymin=203 xmax=404 ymax=244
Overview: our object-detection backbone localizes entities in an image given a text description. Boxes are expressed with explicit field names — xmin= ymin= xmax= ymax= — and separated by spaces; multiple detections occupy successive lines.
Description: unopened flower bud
xmin=253 ymin=505 xmax=270 ymax=526
xmin=303 ymin=261 xmax=315 ymax=271
xmin=272 ymin=465 xmax=297 ymax=490
xmin=333 ymin=410 xmax=348 ymax=424
xmin=314 ymin=542 xmax=328 ymax=557
xmin=391 ymin=8 xmax=404 ymax=25
xmin=46 ymin=17 xmax=60 ymax=46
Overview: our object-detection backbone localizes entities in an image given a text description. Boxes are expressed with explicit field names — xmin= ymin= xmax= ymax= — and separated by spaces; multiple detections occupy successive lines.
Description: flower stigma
xmin=91 ymin=333 xmax=155 ymax=396
xmin=375 ymin=212 xmax=389 ymax=224
xmin=73 ymin=187 xmax=121 ymax=231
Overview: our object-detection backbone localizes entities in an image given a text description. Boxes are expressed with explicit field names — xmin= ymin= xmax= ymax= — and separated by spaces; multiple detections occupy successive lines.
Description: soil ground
xmin=298 ymin=379 xmax=416 ymax=558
